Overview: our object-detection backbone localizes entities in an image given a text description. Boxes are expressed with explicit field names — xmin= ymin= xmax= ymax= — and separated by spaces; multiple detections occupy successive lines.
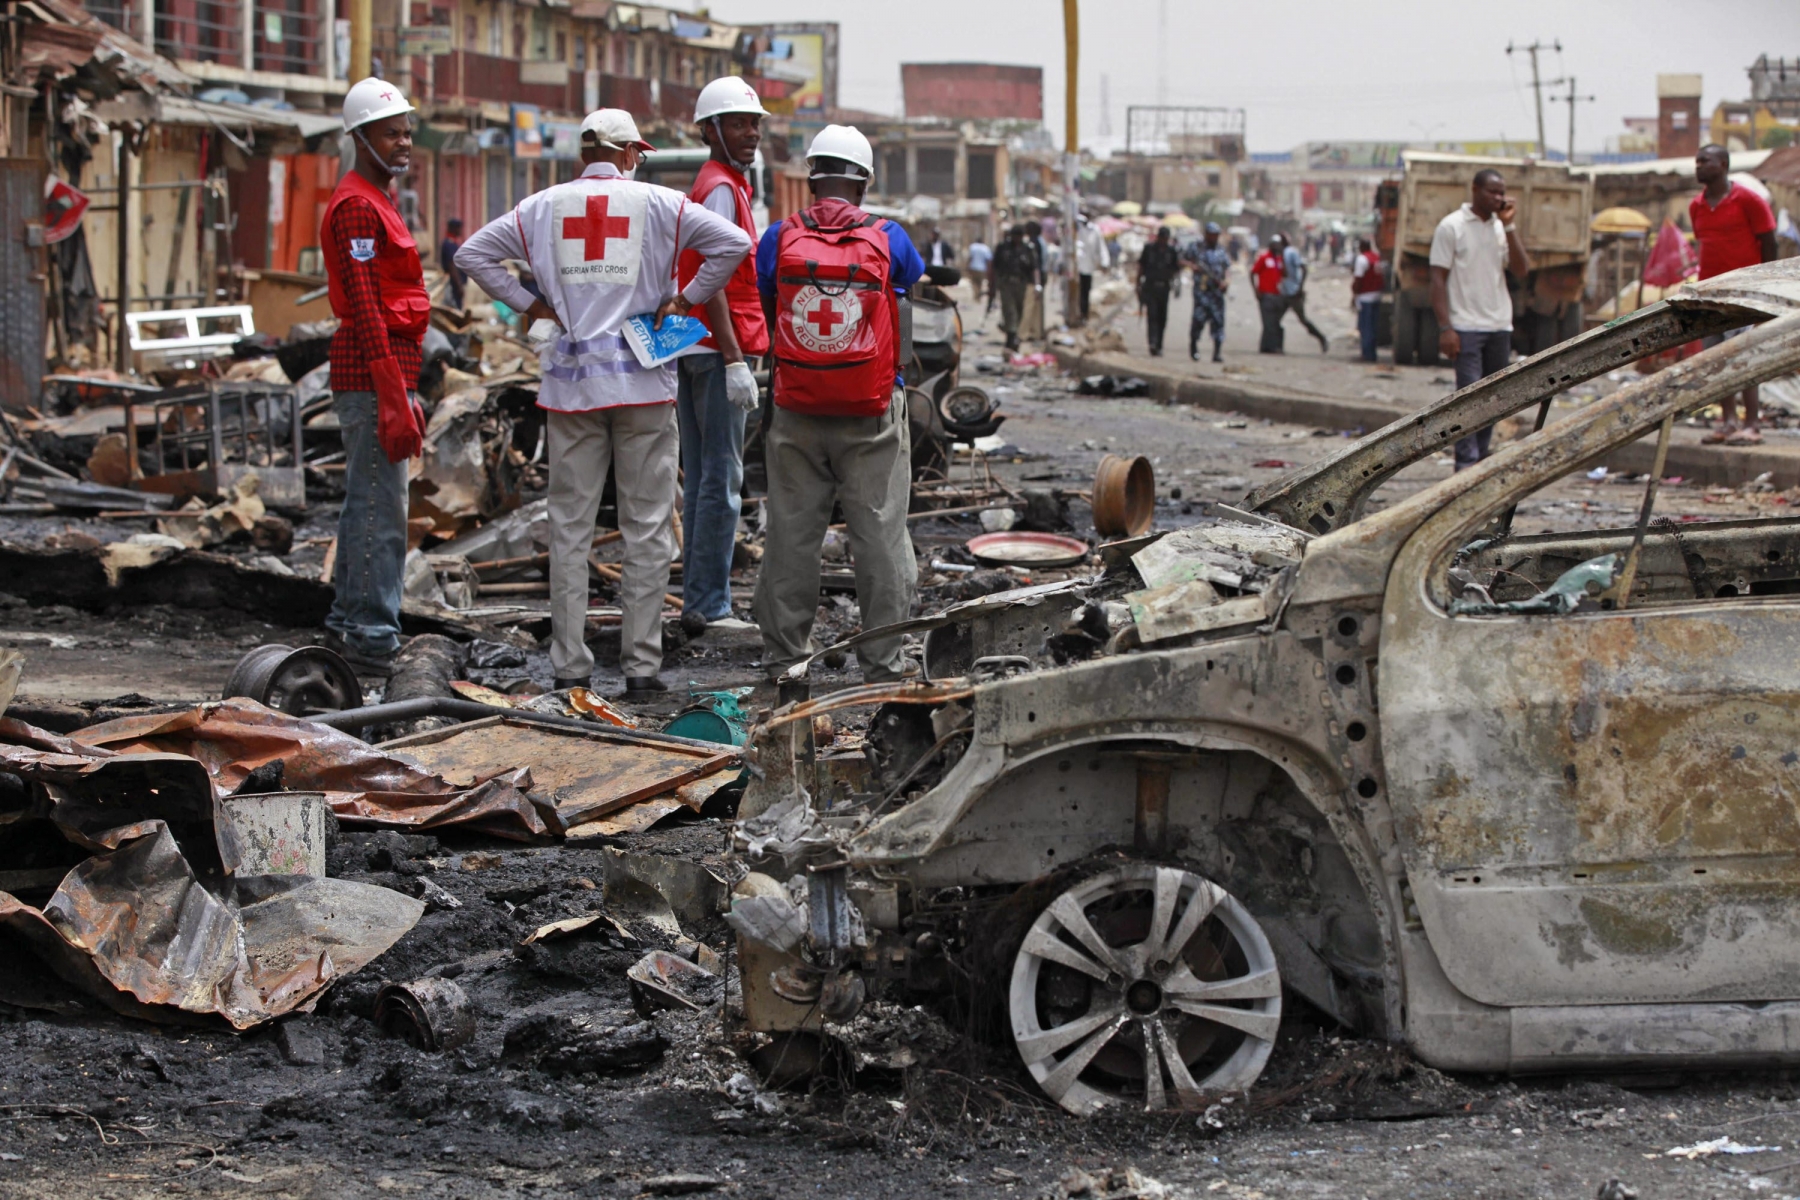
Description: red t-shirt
xmin=1251 ymin=250 xmax=1285 ymax=295
xmin=1689 ymin=183 xmax=1775 ymax=280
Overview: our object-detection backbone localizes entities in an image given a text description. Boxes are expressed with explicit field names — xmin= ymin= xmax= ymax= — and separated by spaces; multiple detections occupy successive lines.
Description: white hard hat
xmin=342 ymin=77 xmax=414 ymax=132
xmin=694 ymin=76 xmax=767 ymax=123
xmin=805 ymin=124 xmax=873 ymax=177
xmin=581 ymin=108 xmax=655 ymax=152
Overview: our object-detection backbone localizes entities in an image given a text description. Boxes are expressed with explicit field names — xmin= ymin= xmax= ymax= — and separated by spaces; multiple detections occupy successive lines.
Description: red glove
xmin=369 ymin=355 xmax=421 ymax=463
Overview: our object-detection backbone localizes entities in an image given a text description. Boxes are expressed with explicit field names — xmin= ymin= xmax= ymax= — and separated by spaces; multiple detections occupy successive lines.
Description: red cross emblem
xmin=561 ymin=194 xmax=633 ymax=262
xmin=379 ymin=90 xmax=393 ymax=100
xmin=790 ymin=286 xmax=861 ymax=352
xmin=806 ymin=298 xmax=845 ymax=339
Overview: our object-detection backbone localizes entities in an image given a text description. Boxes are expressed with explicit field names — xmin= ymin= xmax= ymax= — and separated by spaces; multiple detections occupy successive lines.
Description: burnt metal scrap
xmin=73 ymin=698 xmax=552 ymax=840
xmin=729 ymin=260 xmax=1800 ymax=1116
xmin=0 ymin=714 xmax=422 ymax=1028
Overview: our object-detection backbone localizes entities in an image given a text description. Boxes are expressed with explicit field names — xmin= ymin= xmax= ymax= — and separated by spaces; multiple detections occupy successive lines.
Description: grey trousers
xmin=753 ymin=396 xmax=917 ymax=682
xmin=546 ymin=403 xmax=678 ymax=681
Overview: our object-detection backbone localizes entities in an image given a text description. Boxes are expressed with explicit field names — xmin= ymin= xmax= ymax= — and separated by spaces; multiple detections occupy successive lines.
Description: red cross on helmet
xmin=343 ymin=77 xmax=415 ymax=132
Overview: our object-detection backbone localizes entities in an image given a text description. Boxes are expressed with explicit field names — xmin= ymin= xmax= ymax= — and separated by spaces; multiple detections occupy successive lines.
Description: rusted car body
xmin=731 ymin=259 xmax=1800 ymax=1115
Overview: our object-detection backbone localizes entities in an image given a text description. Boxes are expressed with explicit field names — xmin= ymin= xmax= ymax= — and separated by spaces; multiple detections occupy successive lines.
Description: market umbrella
xmin=1591 ymin=207 xmax=1652 ymax=235
xmin=1161 ymin=212 xmax=1197 ymax=228
xmin=1110 ymin=200 xmax=1143 ymax=217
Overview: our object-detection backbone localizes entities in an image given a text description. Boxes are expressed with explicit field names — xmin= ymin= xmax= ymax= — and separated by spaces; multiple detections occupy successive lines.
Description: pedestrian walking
xmin=966 ymin=235 xmax=992 ymax=304
xmin=1277 ymin=234 xmax=1330 ymax=353
xmin=1351 ymin=237 xmax=1383 ymax=363
xmin=1137 ymin=227 xmax=1179 ymax=356
xmin=1251 ymin=238 xmax=1286 ymax=353
xmin=439 ymin=218 xmax=466 ymax=309
xmin=1074 ymin=212 xmax=1107 ymax=325
xmin=673 ymin=77 xmax=769 ymax=631
xmin=924 ymin=226 xmax=955 ymax=269
xmin=1183 ymin=221 xmax=1230 ymax=362
xmin=1429 ymin=167 xmax=1530 ymax=469
xmin=992 ymin=225 xmax=1036 ymax=350
xmin=456 ymin=108 xmax=753 ymax=694
xmin=1692 ymin=143 xmax=1778 ymax=446
xmin=752 ymin=124 xmax=925 ymax=683
xmin=320 ymin=78 xmax=431 ymax=676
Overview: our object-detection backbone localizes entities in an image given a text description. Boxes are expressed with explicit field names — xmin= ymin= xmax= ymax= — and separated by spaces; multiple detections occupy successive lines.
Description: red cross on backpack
xmin=770 ymin=205 xmax=898 ymax=417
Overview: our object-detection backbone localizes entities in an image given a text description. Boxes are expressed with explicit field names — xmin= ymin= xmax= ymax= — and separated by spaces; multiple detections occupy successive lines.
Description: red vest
xmin=678 ymin=159 xmax=770 ymax=356
xmin=770 ymin=201 xmax=897 ymax=418
xmin=1352 ymin=250 xmax=1384 ymax=296
xmin=322 ymin=170 xmax=430 ymax=343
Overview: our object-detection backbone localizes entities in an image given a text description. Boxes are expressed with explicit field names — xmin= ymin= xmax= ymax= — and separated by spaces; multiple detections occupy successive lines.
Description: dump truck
xmin=1387 ymin=152 xmax=1593 ymax=366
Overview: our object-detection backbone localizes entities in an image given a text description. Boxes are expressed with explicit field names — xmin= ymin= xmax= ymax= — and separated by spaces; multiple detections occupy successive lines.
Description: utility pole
xmin=1063 ymin=0 xmax=1081 ymax=326
xmin=1506 ymin=39 xmax=1561 ymax=158
xmin=349 ymin=0 xmax=372 ymax=80
xmin=1550 ymin=75 xmax=1596 ymax=162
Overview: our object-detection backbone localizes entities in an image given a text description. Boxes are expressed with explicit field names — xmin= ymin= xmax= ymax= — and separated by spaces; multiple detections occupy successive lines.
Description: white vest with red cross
xmin=514 ymin=161 xmax=692 ymax=412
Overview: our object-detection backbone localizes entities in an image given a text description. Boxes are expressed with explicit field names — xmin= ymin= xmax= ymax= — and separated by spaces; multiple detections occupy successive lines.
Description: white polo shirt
xmin=1428 ymin=203 xmax=1513 ymax=332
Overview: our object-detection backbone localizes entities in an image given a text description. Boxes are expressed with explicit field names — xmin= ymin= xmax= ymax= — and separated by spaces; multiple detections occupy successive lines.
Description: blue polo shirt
xmin=756 ymin=212 xmax=926 ymax=387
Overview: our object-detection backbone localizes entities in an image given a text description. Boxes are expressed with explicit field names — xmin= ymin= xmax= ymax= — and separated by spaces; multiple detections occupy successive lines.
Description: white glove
xmin=724 ymin=360 xmax=759 ymax=412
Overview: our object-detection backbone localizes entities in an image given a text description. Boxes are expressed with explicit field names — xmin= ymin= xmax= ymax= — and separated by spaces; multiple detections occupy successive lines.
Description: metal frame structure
xmin=123 ymin=380 xmax=306 ymax=509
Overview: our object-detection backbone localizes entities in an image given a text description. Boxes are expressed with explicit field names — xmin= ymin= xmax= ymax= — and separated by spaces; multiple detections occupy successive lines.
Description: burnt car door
xmin=1377 ymin=312 xmax=1800 ymax=1008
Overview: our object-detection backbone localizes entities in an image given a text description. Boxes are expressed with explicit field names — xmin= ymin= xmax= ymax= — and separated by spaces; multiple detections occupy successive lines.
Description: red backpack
xmin=771 ymin=205 xmax=898 ymax=417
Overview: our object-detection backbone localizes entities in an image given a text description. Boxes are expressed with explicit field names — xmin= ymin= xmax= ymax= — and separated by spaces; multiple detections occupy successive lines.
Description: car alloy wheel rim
xmin=1008 ymin=863 xmax=1281 ymax=1115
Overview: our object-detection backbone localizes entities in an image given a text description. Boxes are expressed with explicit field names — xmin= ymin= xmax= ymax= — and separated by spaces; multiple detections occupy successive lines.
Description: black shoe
xmin=624 ymin=676 xmax=668 ymax=695
xmin=1213 ymin=346 xmax=1223 ymax=363
xmin=554 ymin=675 xmax=590 ymax=691
xmin=1314 ymin=333 xmax=1330 ymax=353
xmin=321 ymin=631 xmax=396 ymax=677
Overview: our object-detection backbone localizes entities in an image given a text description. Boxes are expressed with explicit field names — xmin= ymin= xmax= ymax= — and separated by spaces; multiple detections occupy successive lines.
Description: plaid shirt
xmin=326 ymin=196 xmax=423 ymax=392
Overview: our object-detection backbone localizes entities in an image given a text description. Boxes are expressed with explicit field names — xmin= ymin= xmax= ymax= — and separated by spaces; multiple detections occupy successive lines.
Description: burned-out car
xmin=729 ymin=260 xmax=1800 ymax=1115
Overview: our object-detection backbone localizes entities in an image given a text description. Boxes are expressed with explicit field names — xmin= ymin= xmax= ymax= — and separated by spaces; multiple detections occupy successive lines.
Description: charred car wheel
xmin=1008 ymin=863 xmax=1281 ymax=1115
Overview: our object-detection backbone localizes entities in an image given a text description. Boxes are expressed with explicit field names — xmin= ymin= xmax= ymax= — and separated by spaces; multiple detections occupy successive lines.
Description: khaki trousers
xmin=546 ymin=403 xmax=677 ymax=681
xmin=753 ymin=396 xmax=917 ymax=682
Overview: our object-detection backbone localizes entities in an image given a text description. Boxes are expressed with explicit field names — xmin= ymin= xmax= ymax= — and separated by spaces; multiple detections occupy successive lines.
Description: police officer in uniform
xmin=321 ymin=78 xmax=430 ymax=675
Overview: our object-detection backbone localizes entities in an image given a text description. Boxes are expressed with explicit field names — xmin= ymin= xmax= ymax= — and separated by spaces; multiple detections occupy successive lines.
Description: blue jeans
xmin=1357 ymin=299 xmax=1379 ymax=362
xmin=676 ymin=352 xmax=746 ymax=620
xmin=326 ymin=389 xmax=408 ymax=655
xmin=1452 ymin=329 xmax=1513 ymax=470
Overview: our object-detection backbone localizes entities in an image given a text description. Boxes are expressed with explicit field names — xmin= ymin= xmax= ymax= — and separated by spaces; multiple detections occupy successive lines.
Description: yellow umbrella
xmin=1591 ymin=206 xmax=1652 ymax=235
xmin=1160 ymin=212 xmax=1197 ymax=227
xmin=1110 ymin=200 xmax=1143 ymax=217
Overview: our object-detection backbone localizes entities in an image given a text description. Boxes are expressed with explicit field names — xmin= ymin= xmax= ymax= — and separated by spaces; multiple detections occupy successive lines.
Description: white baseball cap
xmin=580 ymin=108 xmax=655 ymax=153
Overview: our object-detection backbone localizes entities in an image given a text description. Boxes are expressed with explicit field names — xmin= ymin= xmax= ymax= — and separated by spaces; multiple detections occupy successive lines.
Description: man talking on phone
xmin=1428 ymin=168 xmax=1530 ymax=469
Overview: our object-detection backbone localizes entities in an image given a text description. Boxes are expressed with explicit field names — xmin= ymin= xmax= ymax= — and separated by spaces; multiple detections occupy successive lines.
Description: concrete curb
xmin=1047 ymin=346 xmax=1800 ymax=490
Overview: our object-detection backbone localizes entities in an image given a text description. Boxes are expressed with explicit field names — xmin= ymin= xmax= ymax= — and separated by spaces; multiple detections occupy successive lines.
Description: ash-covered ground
xmin=5 ymin=297 xmax=1800 ymax=1199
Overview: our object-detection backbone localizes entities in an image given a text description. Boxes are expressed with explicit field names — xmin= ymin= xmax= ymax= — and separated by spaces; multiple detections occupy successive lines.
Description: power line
xmin=1549 ymin=75 xmax=1597 ymax=161
xmin=1506 ymin=38 xmax=1562 ymax=158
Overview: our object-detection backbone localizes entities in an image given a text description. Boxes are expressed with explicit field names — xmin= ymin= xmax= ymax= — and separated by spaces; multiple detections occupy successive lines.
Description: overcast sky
xmin=709 ymin=0 xmax=1796 ymax=154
